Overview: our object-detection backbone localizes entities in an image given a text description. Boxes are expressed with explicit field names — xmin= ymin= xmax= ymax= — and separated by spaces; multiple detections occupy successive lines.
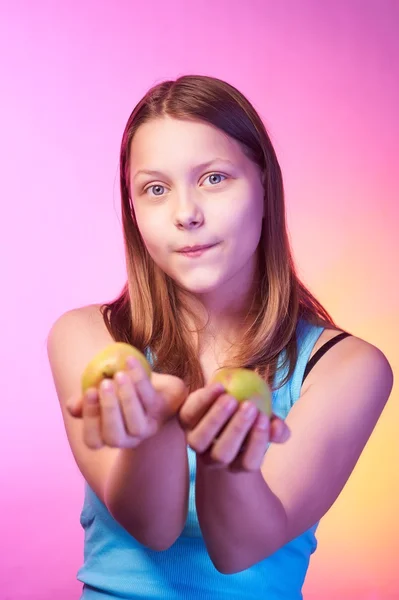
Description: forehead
xmin=129 ymin=117 xmax=247 ymax=170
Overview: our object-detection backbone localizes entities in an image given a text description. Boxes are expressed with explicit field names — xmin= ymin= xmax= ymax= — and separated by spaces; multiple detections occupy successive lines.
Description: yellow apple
xmin=210 ymin=367 xmax=272 ymax=416
xmin=81 ymin=342 xmax=151 ymax=393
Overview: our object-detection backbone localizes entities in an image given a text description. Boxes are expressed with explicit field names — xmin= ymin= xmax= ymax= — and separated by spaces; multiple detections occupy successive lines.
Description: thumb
xmin=151 ymin=374 xmax=188 ymax=418
xmin=66 ymin=392 xmax=84 ymax=418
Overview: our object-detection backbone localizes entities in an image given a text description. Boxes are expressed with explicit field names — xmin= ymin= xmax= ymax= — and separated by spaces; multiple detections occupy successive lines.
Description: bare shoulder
xmin=46 ymin=302 xmax=118 ymax=501
xmin=302 ymin=326 xmax=392 ymax=395
xmin=73 ymin=302 xmax=111 ymax=338
xmin=262 ymin=327 xmax=393 ymax=545
xmin=46 ymin=302 xmax=113 ymax=401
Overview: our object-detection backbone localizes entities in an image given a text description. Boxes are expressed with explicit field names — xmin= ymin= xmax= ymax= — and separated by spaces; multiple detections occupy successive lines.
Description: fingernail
xmin=242 ymin=402 xmax=257 ymax=419
xmin=256 ymin=414 xmax=269 ymax=430
xmin=126 ymin=357 xmax=139 ymax=369
xmin=223 ymin=396 xmax=237 ymax=411
xmin=115 ymin=371 xmax=128 ymax=385
xmin=100 ymin=379 xmax=113 ymax=393
xmin=85 ymin=389 xmax=98 ymax=404
xmin=214 ymin=383 xmax=225 ymax=393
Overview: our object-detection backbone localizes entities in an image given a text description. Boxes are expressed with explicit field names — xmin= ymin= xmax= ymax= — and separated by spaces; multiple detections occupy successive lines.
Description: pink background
xmin=1 ymin=1 xmax=398 ymax=598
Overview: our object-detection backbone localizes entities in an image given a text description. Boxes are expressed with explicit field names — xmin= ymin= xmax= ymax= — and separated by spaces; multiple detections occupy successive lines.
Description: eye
xmin=203 ymin=173 xmax=227 ymax=186
xmin=145 ymin=184 xmax=166 ymax=197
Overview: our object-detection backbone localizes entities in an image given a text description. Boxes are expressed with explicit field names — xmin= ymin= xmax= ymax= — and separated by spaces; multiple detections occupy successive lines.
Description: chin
xmin=174 ymin=274 xmax=223 ymax=295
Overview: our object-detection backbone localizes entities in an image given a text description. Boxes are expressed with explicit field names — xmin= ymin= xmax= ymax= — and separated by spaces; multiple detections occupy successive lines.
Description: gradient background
xmin=1 ymin=1 xmax=398 ymax=598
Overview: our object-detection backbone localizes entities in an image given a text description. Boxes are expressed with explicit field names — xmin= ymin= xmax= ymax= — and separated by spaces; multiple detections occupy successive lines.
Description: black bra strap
xmin=302 ymin=332 xmax=351 ymax=385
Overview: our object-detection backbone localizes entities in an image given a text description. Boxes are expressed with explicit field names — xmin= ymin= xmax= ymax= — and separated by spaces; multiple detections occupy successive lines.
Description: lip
xmin=177 ymin=243 xmax=217 ymax=252
xmin=177 ymin=243 xmax=219 ymax=257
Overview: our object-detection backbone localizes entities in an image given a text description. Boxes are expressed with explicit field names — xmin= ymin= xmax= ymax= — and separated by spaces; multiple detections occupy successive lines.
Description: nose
xmin=173 ymin=190 xmax=205 ymax=230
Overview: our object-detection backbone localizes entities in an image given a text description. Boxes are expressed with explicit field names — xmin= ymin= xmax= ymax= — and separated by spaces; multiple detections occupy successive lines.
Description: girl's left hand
xmin=178 ymin=383 xmax=291 ymax=472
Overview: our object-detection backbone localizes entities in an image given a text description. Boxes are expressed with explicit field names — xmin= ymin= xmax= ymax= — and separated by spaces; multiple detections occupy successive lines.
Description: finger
xmin=114 ymin=370 xmax=150 ymax=437
xmin=209 ymin=401 xmax=259 ymax=464
xmin=179 ymin=383 xmax=226 ymax=429
xmin=270 ymin=415 xmax=291 ymax=443
xmin=239 ymin=412 xmax=271 ymax=471
xmin=186 ymin=394 xmax=238 ymax=453
xmin=82 ymin=388 xmax=104 ymax=449
xmin=98 ymin=379 xmax=128 ymax=447
xmin=152 ymin=374 xmax=189 ymax=414
xmin=66 ymin=392 xmax=84 ymax=418
xmin=126 ymin=358 xmax=161 ymax=417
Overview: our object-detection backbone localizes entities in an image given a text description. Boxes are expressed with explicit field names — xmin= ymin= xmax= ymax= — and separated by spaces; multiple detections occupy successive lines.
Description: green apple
xmin=210 ymin=367 xmax=272 ymax=416
xmin=81 ymin=342 xmax=151 ymax=393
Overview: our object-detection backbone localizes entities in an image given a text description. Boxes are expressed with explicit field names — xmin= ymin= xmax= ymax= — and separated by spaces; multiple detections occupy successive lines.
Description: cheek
xmin=135 ymin=204 xmax=156 ymax=237
xmin=224 ymin=193 xmax=264 ymax=247
xmin=135 ymin=211 xmax=166 ymax=256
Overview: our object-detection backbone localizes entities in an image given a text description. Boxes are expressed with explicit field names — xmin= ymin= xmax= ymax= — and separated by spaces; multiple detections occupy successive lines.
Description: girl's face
xmin=129 ymin=116 xmax=264 ymax=300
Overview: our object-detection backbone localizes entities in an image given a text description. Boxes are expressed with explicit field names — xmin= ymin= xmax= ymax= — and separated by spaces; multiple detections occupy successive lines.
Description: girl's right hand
xmin=66 ymin=357 xmax=188 ymax=450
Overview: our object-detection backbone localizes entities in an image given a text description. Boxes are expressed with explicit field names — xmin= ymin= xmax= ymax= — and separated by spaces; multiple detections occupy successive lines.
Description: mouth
xmin=177 ymin=243 xmax=219 ymax=258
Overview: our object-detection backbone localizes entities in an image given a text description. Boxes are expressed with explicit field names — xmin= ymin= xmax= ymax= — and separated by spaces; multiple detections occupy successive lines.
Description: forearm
xmin=105 ymin=417 xmax=189 ymax=550
xmin=195 ymin=460 xmax=287 ymax=574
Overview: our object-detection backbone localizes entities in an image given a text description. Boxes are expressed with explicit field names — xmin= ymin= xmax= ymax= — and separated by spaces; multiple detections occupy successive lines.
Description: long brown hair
xmin=100 ymin=75 xmax=338 ymax=392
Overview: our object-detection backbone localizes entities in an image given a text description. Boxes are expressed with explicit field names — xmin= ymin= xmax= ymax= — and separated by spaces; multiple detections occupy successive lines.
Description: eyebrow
xmin=132 ymin=158 xmax=236 ymax=181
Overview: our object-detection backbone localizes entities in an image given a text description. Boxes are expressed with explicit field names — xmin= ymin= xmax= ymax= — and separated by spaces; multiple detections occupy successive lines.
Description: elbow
xmin=213 ymin=562 xmax=243 ymax=576
xmin=107 ymin=507 xmax=182 ymax=552
xmin=210 ymin=552 xmax=262 ymax=575
xmin=120 ymin=517 xmax=182 ymax=552
xmin=211 ymin=549 xmax=276 ymax=575
xmin=210 ymin=537 xmax=287 ymax=575
xmin=211 ymin=506 xmax=289 ymax=574
xmin=105 ymin=493 xmax=185 ymax=552
xmin=212 ymin=557 xmax=258 ymax=575
xmin=136 ymin=535 xmax=178 ymax=552
xmin=121 ymin=520 xmax=181 ymax=551
xmin=139 ymin=525 xmax=184 ymax=552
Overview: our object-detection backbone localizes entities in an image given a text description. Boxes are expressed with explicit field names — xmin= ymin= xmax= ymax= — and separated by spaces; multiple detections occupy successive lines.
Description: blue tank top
xmin=77 ymin=319 xmax=324 ymax=599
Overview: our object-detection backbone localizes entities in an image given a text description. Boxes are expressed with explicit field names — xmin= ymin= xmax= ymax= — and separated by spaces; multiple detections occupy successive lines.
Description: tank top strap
xmin=145 ymin=346 xmax=155 ymax=368
xmin=301 ymin=332 xmax=351 ymax=385
xmin=271 ymin=319 xmax=325 ymax=420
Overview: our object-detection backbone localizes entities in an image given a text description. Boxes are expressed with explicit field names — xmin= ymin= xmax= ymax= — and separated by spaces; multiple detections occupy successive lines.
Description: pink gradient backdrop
xmin=1 ymin=1 xmax=398 ymax=598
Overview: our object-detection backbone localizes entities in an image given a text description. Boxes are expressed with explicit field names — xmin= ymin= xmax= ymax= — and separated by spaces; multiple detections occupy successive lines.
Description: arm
xmin=195 ymin=463 xmax=286 ymax=573
xmin=194 ymin=337 xmax=393 ymax=573
xmin=47 ymin=307 xmax=189 ymax=551
xmin=105 ymin=416 xmax=189 ymax=551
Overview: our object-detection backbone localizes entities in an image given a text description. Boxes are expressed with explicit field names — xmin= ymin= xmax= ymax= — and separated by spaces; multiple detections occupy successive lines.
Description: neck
xmin=177 ymin=277 xmax=261 ymax=352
